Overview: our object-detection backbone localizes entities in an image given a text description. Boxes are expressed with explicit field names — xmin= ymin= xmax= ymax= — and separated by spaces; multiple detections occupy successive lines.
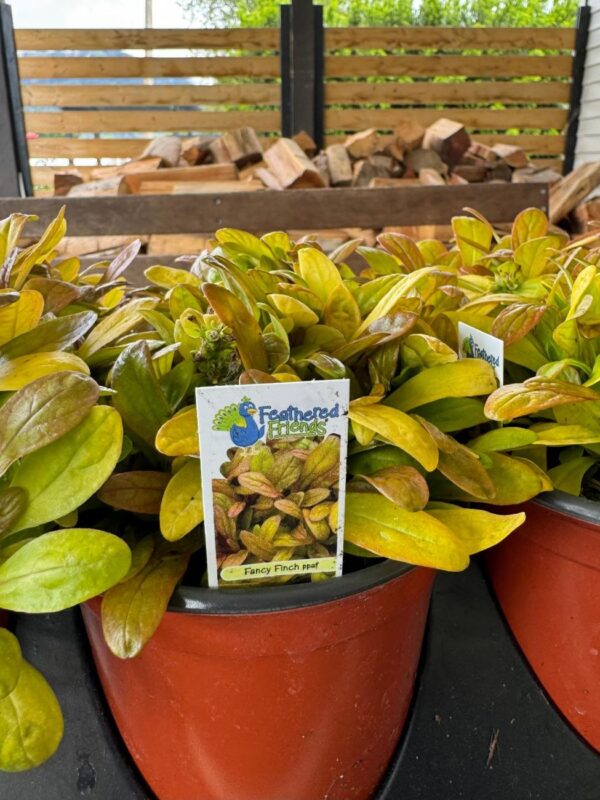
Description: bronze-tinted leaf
xmin=491 ymin=303 xmax=547 ymax=346
xmin=98 ymin=471 xmax=169 ymax=514
xmin=237 ymin=472 xmax=281 ymax=498
xmin=485 ymin=377 xmax=600 ymax=422
xmin=0 ymin=488 xmax=27 ymax=538
xmin=0 ymin=310 xmax=96 ymax=361
xmin=356 ymin=466 xmax=429 ymax=511
xmin=299 ymin=435 xmax=340 ymax=489
xmin=203 ymin=283 xmax=268 ymax=372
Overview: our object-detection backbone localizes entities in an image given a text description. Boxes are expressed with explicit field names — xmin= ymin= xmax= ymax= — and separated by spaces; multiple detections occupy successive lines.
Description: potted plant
xmin=0 ymin=210 xmax=137 ymax=771
xmin=78 ymin=227 xmax=535 ymax=800
xmin=440 ymin=207 xmax=600 ymax=751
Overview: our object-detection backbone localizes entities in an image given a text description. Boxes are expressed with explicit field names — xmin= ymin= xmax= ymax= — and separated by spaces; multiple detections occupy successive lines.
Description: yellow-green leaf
xmin=323 ymin=283 xmax=361 ymax=340
xmin=0 ymin=310 xmax=96 ymax=362
xmin=427 ymin=505 xmax=525 ymax=555
xmin=0 ymin=290 xmax=44 ymax=346
xmin=144 ymin=265 xmax=202 ymax=289
xmin=349 ymin=404 xmax=438 ymax=471
xmin=203 ymin=283 xmax=268 ymax=373
xmin=0 ymin=351 xmax=89 ymax=391
xmin=0 ymin=489 xmax=27 ymax=538
xmin=297 ymin=247 xmax=343 ymax=303
xmin=452 ymin=215 xmax=493 ymax=267
xmin=268 ymin=293 xmax=319 ymax=328
xmin=467 ymin=452 xmax=553 ymax=505
xmin=511 ymin=207 xmax=548 ymax=250
xmin=355 ymin=466 xmax=429 ymax=511
xmin=9 ymin=406 xmax=123 ymax=532
xmin=160 ymin=460 xmax=204 ymax=541
xmin=102 ymin=551 xmax=189 ymax=659
xmin=0 ymin=660 xmax=63 ymax=772
xmin=529 ymin=423 xmax=600 ymax=446
xmin=386 ymin=359 xmax=497 ymax=412
xmin=345 ymin=492 xmax=468 ymax=571
xmin=78 ymin=298 xmax=157 ymax=360
xmin=0 ymin=629 xmax=21 ymax=700
xmin=484 ymin=377 xmax=600 ymax=422
xmin=155 ymin=407 xmax=199 ymax=457
xmin=548 ymin=457 xmax=596 ymax=495
xmin=468 ymin=427 xmax=538 ymax=452
xmin=0 ymin=528 xmax=131 ymax=612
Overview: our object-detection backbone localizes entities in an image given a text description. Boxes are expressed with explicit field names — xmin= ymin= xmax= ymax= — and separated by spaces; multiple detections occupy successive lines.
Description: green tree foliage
xmin=178 ymin=0 xmax=578 ymax=29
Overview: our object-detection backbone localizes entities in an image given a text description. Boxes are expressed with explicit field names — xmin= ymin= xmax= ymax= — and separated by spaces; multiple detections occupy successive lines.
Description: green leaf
xmin=349 ymin=404 xmax=438 ymax=471
xmin=0 ymin=629 xmax=22 ymax=700
xmin=98 ymin=471 xmax=170 ymax=515
xmin=414 ymin=397 xmax=487 ymax=432
xmin=548 ymin=457 xmax=596 ymax=495
xmin=468 ymin=427 xmax=538 ymax=452
xmin=386 ymin=359 xmax=497 ymax=412
xmin=344 ymin=492 xmax=468 ymax=571
xmin=0 ymin=661 xmax=63 ymax=771
xmin=9 ymin=406 xmax=123 ymax=532
xmin=0 ymin=528 xmax=131 ymax=612
xmin=348 ymin=445 xmax=420 ymax=476
xmin=0 ymin=372 xmax=99 ymax=477
xmin=111 ymin=341 xmax=171 ymax=447
xmin=160 ymin=460 xmax=203 ymax=541
xmin=101 ymin=551 xmax=189 ymax=659
xmin=0 ymin=311 xmax=96 ymax=362
xmin=77 ymin=299 xmax=157 ymax=360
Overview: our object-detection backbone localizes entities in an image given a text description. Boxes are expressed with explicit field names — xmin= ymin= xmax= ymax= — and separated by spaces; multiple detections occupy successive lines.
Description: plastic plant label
xmin=458 ymin=321 xmax=504 ymax=386
xmin=196 ymin=379 xmax=350 ymax=588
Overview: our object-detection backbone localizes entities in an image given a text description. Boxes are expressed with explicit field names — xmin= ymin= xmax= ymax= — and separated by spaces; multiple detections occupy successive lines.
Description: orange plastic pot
xmin=487 ymin=491 xmax=600 ymax=752
xmin=82 ymin=561 xmax=434 ymax=800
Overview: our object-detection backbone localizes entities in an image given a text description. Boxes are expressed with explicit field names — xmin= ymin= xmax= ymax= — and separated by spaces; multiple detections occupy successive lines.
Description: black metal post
xmin=280 ymin=0 xmax=324 ymax=148
xmin=564 ymin=4 xmax=591 ymax=175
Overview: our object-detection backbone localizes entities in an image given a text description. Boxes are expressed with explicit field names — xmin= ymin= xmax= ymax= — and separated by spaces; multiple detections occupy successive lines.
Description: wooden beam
xmin=0 ymin=184 xmax=549 ymax=236
xmin=325 ymin=108 xmax=567 ymax=132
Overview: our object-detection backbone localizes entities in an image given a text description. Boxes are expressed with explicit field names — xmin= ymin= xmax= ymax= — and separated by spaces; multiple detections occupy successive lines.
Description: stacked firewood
xmin=54 ymin=118 xmax=565 ymax=198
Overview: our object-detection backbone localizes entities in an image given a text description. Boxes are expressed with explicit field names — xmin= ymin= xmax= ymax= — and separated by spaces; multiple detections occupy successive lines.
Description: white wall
xmin=575 ymin=0 xmax=600 ymax=167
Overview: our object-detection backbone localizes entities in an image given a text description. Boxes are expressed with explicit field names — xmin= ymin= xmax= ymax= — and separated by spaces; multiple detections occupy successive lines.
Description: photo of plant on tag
xmin=196 ymin=380 xmax=350 ymax=588
xmin=458 ymin=321 xmax=504 ymax=386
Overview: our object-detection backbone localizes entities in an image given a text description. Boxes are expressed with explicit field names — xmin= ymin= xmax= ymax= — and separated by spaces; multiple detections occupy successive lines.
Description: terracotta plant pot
xmin=487 ymin=491 xmax=600 ymax=752
xmin=82 ymin=561 xmax=435 ymax=800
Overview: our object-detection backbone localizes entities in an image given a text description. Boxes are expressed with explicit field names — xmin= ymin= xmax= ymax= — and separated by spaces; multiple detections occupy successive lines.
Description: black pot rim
xmin=168 ymin=559 xmax=414 ymax=615
xmin=534 ymin=489 xmax=599 ymax=528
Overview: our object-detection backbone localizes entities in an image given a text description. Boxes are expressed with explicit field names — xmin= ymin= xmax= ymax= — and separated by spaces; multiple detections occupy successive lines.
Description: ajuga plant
xmin=0 ymin=211 xmax=140 ymax=771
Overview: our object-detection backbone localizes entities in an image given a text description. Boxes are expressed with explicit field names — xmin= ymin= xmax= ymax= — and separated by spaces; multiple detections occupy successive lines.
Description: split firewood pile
xmin=55 ymin=118 xmax=564 ymax=199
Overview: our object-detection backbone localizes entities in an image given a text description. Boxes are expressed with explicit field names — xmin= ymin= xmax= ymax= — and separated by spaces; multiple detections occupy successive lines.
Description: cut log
xmin=404 ymin=148 xmax=446 ymax=176
xmin=423 ymin=118 xmax=471 ymax=167
xmin=393 ymin=120 xmax=425 ymax=152
xmin=448 ymin=173 xmax=468 ymax=186
xmin=369 ymin=154 xmax=395 ymax=176
xmin=368 ymin=177 xmax=421 ymax=187
xmin=138 ymin=180 xmax=264 ymax=195
xmin=54 ymin=171 xmax=84 ymax=197
xmin=344 ymin=129 xmax=380 ymax=160
xmin=513 ymin=167 xmax=563 ymax=186
xmin=123 ymin=164 xmax=238 ymax=194
xmin=139 ymin=136 xmax=181 ymax=168
xmin=67 ymin=177 xmax=129 ymax=196
xmin=220 ymin=127 xmax=263 ymax=167
xmin=148 ymin=234 xmax=211 ymax=255
xmin=452 ymin=164 xmax=488 ymax=183
xmin=381 ymin=136 xmax=406 ymax=163
xmin=325 ymin=144 xmax=353 ymax=186
xmin=293 ymin=130 xmax=318 ymax=157
xmin=487 ymin=161 xmax=513 ymax=182
xmin=312 ymin=153 xmax=331 ymax=187
xmin=467 ymin=142 xmax=498 ymax=163
xmin=352 ymin=159 xmax=389 ymax=187
xmin=419 ymin=168 xmax=446 ymax=186
xmin=181 ymin=136 xmax=214 ymax=166
xmin=254 ymin=167 xmax=284 ymax=191
xmin=263 ymin=138 xmax=325 ymax=189
xmin=209 ymin=137 xmax=232 ymax=164
xmin=549 ymin=162 xmax=600 ymax=223
xmin=491 ymin=143 xmax=529 ymax=169
xmin=238 ymin=160 xmax=267 ymax=181
xmin=90 ymin=157 xmax=164 ymax=181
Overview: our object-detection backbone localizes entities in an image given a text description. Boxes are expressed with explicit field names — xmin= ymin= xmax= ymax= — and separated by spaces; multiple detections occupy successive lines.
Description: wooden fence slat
xmin=325 ymin=55 xmax=573 ymax=79
xmin=28 ymin=132 xmax=566 ymax=160
xmin=326 ymin=80 xmax=570 ymax=105
xmin=26 ymin=109 xmax=281 ymax=134
xmin=325 ymin=108 xmax=567 ymax=131
xmin=14 ymin=26 xmax=574 ymax=53
xmin=325 ymin=26 xmax=576 ymax=51
xmin=22 ymin=82 xmax=281 ymax=107
xmin=15 ymin=28 xmax=279 ymax=51
xmin=0 ymin=185 xmax=548 ymax=235
xmin=19 ymin=56 xmax=280 ymax=80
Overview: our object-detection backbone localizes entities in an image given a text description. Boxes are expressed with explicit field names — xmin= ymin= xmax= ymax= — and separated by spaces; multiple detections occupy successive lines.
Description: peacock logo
xmin=212 ymin=397 xmax=265 ymax=447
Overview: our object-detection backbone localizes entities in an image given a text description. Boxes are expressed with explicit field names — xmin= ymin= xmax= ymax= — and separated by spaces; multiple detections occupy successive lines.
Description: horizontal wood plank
xmin=26 ymin=109 xmax=281 ymax=134
xmin=326 ymin=55 xmax=573 ymax=79
xmin=325 ymin=107 xmax=567 ymax=131
xmin=470 ymin=133 xmax=565 ymax=153
xmin=325 ymin=26 xmax=576 ymax=51
xmin=19 ymin=56 xmax=280 ymax=79
xmin=0 ymin=185 xmax=548 ymax=236
xmin=15 ymin=26 xmax=574 ymax=53
xmin=325 ymin=80 xmax=570 ymax=105
xmin=23 ymin=82 xmax=281 ymax=107
xmin=15 ymin=27 xmax=279 ymax=51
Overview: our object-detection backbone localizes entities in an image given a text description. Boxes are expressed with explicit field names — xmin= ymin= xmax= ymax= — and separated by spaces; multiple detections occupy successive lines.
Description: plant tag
xmin=196 ymin=379 xmax=350 ymax=588
xmin=458 ymin=322 xmax=504 ymax=386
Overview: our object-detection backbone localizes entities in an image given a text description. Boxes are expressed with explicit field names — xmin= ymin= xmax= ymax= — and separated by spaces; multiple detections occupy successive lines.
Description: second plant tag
xmin=196 ymin=379 xmax=350 ymax=588
xmin=458 ymin=321 xmax=504 ymax=386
